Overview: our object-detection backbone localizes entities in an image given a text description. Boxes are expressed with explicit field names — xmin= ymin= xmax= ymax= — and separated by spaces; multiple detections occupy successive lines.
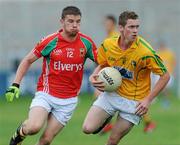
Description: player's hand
xmin=89 ymin=74 xmax=105 ymax=92
xmin=5 ymin=83 xmax=20 ymax=102
xmin=135 ymin=98 xmax=150 ymax=116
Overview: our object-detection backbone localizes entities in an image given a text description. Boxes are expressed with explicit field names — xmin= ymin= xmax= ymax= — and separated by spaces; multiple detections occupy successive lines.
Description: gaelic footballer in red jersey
xmin=33 ymin=30 xmax=97 ymax=98
xmin=6 ymin=6 xmax=97 ymax=145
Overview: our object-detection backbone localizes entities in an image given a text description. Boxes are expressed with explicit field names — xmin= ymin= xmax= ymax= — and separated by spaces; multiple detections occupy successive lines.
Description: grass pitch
xmin=0 ymin=93 xmax=180 ymax=145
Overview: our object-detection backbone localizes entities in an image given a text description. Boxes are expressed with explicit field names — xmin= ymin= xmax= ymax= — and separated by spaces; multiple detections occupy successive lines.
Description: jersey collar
xmin=117 ymin=35 xmax=139 ymax=51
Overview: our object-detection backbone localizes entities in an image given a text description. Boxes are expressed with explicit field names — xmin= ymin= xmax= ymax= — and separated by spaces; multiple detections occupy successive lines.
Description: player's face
xmin=120 ymin=19 xmax=139 ymax=42
xmin=61 ymin=15 xmax=81 ymax=37
xmin=104 ymin=19 xmax=114 ymax=33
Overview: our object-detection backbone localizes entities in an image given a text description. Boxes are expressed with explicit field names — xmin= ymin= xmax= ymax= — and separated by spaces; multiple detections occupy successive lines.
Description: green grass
xmin=0 ymin=94 xmax=180 ymax=145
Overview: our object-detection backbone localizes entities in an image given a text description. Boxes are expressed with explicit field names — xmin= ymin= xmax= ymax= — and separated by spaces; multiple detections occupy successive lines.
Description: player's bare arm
xmin=135 ymin=71 xmax=170 ymax=116
xmin=13 ymin=51 xmax=39 ymax=84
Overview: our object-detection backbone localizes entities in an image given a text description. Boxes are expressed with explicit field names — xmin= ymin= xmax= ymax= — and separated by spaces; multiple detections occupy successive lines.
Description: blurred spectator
xmin=143 ymin=113 xmax=156 ymax=133
xmin=158 ymin=42 xmax=176 ymax=78
xmin=103 ymin=15 xmax=119 ymax=38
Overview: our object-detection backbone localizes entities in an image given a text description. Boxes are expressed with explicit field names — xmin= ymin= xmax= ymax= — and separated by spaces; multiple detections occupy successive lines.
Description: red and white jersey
xmin=33 ymin=30 xmax=97 ymax=98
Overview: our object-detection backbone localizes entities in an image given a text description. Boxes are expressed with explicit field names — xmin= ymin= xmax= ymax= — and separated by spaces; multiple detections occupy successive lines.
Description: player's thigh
xmin=26 ymin=106 xmax=49 ymax=129
xmin=28 ymin=92 xmax=51 ymax=128
xmin=108 ymin=116 xmax=134 ymax=143
xmin=41 ymin=113 xmax=64 ymax=140
xmin=83 ymin=106 xmax=110 ymax=129
xmin=83 ymin=92 xmax=116 ymax=129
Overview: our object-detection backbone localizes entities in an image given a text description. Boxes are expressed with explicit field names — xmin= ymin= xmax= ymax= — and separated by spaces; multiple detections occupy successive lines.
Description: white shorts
xmin=30 ymin=91 xmax=78 ymax=126
xmin=93 ymin=92 xmax=141 ymax=125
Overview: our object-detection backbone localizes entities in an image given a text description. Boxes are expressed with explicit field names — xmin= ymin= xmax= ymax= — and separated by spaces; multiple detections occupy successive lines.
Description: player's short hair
xmin=61 ymin=6 xmax=81 ymax=19
xmin=105 ymin=15 xmax=117 ymax=25
xmin=118 ymin=11 xmax=138 ymax=26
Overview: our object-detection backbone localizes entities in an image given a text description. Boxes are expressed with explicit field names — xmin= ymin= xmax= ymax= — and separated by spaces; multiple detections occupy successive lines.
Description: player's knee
xmin=39 ymin=133 xmax=53 ymax=145
xmin=82 ymin=124 xmax=94 ymax=134
xmin=39 ymin=137 xmax=51 ymax=145
xmin=107 ymin=136 xmax=119 ymax=145
xmin=107 ymin=132 xmax=125 ymax=145
xmin=25 ymin=123 xmax=42 ymax=135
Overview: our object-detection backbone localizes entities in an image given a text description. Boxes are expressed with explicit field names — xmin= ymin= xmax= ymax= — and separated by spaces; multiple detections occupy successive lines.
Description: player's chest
xmin=107 ymin=49 xmax=140 ymax=71
xmin=50 ymin=44 xmax=86 ymax=63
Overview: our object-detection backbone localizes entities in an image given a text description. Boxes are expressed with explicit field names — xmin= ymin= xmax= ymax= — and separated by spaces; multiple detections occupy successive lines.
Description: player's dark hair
xmin=118 ymin=11 xmax=138 ymax=26
xmin=106 ymin=15 xmax=117 ymax=25
xmin=61 ymin=6 xmax=81 ymax=19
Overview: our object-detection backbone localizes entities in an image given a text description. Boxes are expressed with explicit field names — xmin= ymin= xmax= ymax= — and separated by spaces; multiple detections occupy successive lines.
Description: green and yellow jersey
xmin=97 ymin=36 xmax=167 ymax=101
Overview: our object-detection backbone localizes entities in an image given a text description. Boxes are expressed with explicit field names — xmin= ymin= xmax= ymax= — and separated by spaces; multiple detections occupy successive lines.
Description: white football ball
xmin=98 ymin=67 xmax=122 ymax=92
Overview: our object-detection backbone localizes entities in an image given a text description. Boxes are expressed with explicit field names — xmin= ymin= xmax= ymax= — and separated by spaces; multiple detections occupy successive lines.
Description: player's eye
xmin=136 ymin=25 xmax=139 ymax=29
xmin=129 ymin=26 xmax=134 ymax=29
xmin=76 ymin=20 xmax=81 ymax=24
xmin=68 ymin=19 xmax=74 ymax=23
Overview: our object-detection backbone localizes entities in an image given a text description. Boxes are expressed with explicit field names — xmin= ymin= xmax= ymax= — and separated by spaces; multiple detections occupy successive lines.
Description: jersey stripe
xmin=142 ymin=56 xmax=167 ymax=73
xmin=139 ymin=38 xmax=155 ymax=53
xmin=154 ymin=54 xmax=167 ymax=72
xmin=43 ymin=60 xmax=49 ymax=93
xmin=140 ymin=38 xmax=167 ymax=73
xmin=80 ymin=36 xmax=95 ymax=62
xmin=41 ymin=36 xmax=58 ymax=93
xmin=41 ymin=37 xmax=58 ymax=56
xmin=101 ymin=43 xmax=107 ymax=52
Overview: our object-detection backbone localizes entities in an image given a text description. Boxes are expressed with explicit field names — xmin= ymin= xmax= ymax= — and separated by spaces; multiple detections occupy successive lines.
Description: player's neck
xmin=119 ymin=37 xmax=133 ymax=50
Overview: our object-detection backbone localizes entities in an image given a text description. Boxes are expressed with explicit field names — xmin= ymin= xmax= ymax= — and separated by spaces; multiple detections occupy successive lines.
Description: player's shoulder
xmin=38 ymin=31 xmax=59 ymax=45
xmin=103 ymin=35 xmax=118 ymax=45
xmin=79 ymin=32 xmax=94 ymax=43
xmin=99 ymin=36 xmax=118 ymax=53
xmin=137 ymin=36 xmax=156 ymax=55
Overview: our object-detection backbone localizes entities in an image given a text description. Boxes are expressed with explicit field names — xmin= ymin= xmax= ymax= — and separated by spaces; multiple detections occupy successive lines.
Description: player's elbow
xmin=23 ymin=52 xmax=38 ymax=65
xmin=162 ymin=71 xmax=170 ymax=84
xmin=165 ymin=71 xmax=170 ymax=82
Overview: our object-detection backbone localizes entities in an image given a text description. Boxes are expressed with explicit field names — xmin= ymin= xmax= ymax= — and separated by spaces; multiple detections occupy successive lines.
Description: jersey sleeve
xmin=81 ymin=36 xmax=97 ymax=62
xmin=32 ymin=39 xmax=46 ymax=58
xmin=97 ymin=42 xmax=108 ymax=66
xmin=142 ymin=52 xmax=167 ymax=75
xmin=88 ymin=40 xmax=97 ymax=62
xmin=32 ymin=33 xmax=58 ymax=58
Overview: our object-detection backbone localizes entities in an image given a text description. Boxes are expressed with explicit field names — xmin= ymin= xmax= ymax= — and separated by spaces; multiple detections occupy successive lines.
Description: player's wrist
xmin=12 ymin=83 xmax=20 ymax=88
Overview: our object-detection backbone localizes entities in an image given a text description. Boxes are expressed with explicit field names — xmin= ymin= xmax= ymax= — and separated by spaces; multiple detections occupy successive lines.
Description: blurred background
xmin=0 ymin=0 xmax=180 ymax=145
xmin=0 ymin=0 xmax=180 ymax=96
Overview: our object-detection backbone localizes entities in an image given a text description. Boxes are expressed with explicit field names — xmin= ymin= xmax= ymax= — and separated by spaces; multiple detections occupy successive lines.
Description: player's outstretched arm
xmin=135 ymin=72 xmax=170 ymax=116
xmin=5 ymin=51 xmax=38 ymax=102
xmin=147 ymin=71 xmax=170 ymax=102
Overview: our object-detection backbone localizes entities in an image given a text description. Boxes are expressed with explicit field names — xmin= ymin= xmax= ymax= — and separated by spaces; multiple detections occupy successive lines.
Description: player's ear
xmin=60 ymin=19 xmax=64 ymax=25
xmin=119 ymin=25 xmax=123 ymax=32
